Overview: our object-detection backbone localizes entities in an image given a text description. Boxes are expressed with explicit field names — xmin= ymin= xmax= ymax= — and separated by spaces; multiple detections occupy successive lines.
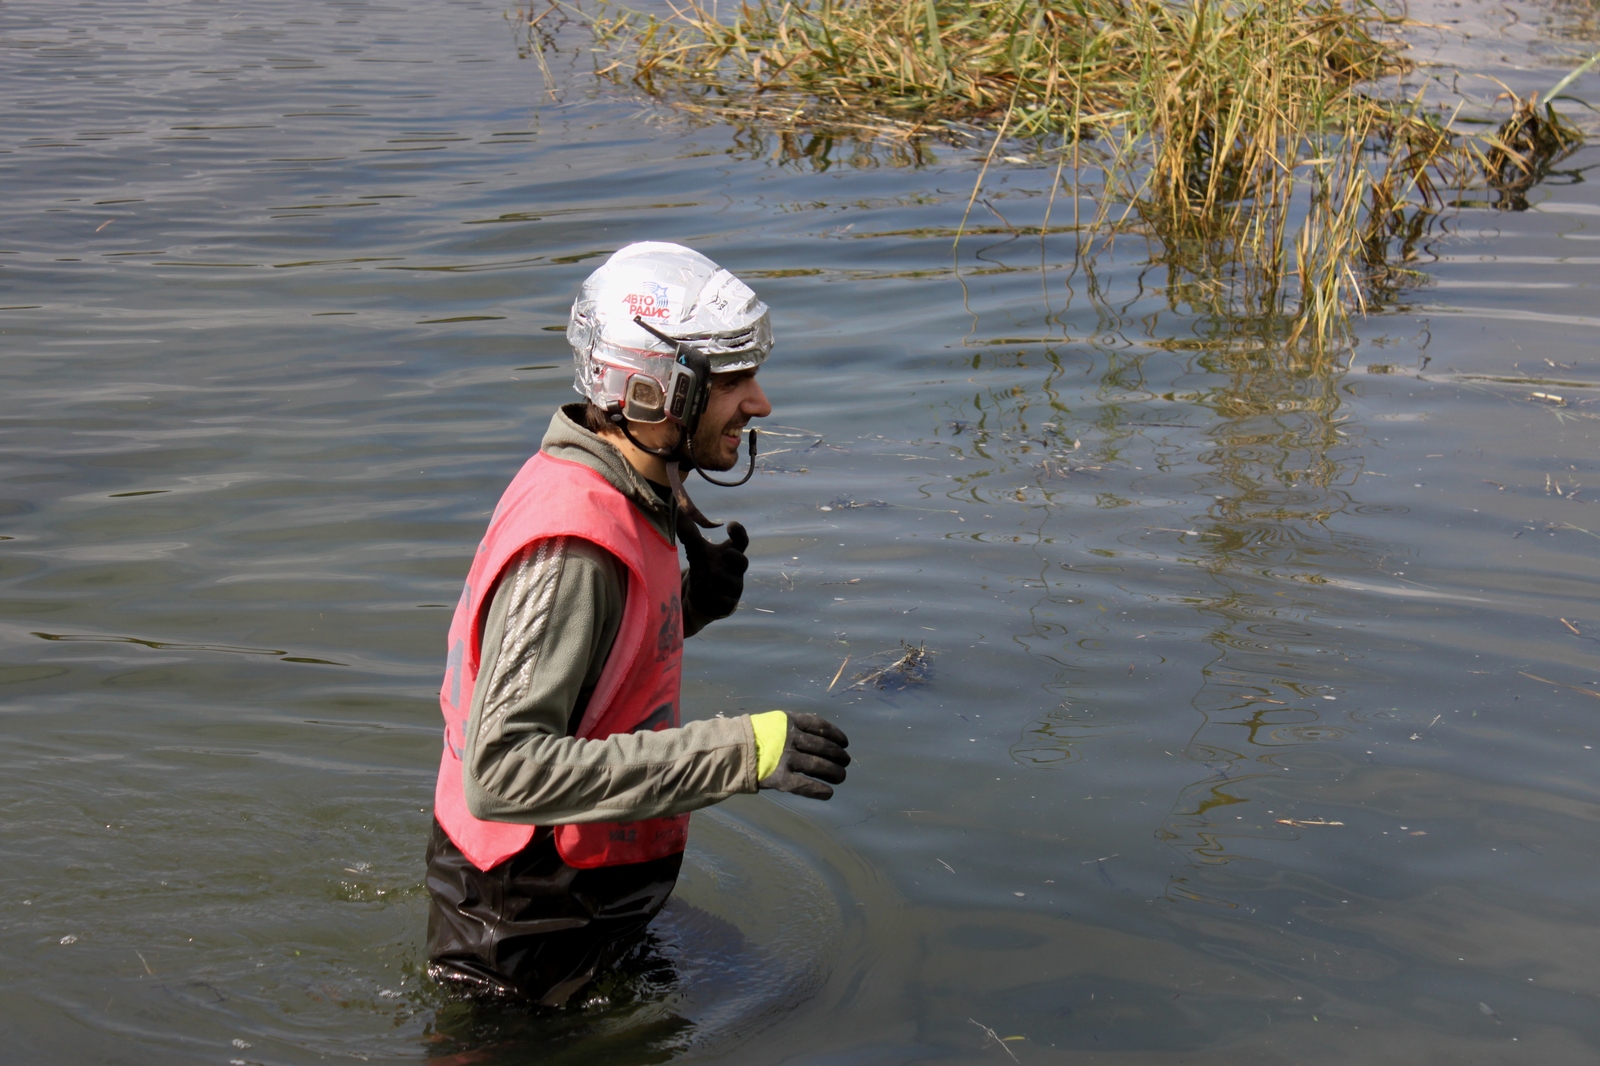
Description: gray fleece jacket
xmin=460 ymin=404 xmax=761 ymax=826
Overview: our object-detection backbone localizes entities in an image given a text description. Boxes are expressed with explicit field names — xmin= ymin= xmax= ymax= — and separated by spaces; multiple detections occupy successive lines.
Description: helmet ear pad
xmin=617 ymin=355 xmax=707 ymax=429
xmin=622 ymin=374 xmax=666 ymax=422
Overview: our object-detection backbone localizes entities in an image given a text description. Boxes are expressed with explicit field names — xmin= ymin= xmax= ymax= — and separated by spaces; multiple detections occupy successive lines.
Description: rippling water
xmin=6 ymin=0 xmax=1600 ymax=1061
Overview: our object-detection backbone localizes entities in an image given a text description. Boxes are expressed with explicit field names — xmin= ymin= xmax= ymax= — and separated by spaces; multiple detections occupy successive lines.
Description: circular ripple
xmin=418 ymin=810 xmax=841 ymax=1064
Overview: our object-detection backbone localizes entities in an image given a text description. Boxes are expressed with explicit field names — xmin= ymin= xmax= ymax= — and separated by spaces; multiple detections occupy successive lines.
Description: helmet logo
xmin=624 ymin=281 xmax=677 ymax=322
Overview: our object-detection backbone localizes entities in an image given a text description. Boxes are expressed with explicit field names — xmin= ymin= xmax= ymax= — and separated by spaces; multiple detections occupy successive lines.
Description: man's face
xmin=691 ymin=368 xmax=771 ymax=471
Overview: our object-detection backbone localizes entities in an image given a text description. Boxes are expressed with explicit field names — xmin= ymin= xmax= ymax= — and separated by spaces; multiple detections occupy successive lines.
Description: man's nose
xmin=742 ymin=379 xmax=772 ymax=418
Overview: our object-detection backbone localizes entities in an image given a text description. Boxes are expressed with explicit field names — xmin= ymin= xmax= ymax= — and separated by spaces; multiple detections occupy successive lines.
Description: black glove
xmin=758 ymin=712 xmax=851 ymax=800
xmin=678 ymin=513 xmax=749 ymax=620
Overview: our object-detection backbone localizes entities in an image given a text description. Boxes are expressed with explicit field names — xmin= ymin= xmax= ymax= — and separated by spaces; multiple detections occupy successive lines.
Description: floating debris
xmin=1040 ymin=459 xmax=1102 ymax=481
xmin=1275 ymin=818 xmax=1344 ymax=827
xmin=1518 ymin=670 xmax=1600 ymax=700
xmin=826 ymin=655 xmax=851 ymax=692
xmin=969 ymin=1017 xmax=1020 ymax=1063
xmin=820 ymin=496 xmax=889 ymax=511
xmin=1530 ymin=391 xmax=1566 ymax=405
xmin=849 ymin=641 xmax=932 ymax=690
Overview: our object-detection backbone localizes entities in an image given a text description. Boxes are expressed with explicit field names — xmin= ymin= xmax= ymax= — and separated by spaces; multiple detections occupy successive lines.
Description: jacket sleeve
xmin=461 ymin=535 xmax=760 ymax=826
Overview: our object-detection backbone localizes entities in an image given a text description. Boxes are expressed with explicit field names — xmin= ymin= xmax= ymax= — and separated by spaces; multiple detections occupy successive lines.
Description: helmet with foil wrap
xmin=567 ymin=242 xmax=772 ymax=426
xmin=565 ymin=241 xmax=772 ymax=521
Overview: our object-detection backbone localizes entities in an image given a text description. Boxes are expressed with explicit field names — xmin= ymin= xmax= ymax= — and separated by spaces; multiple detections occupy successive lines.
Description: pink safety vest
xmin=433 ymin=451 xmax=689 ymax=872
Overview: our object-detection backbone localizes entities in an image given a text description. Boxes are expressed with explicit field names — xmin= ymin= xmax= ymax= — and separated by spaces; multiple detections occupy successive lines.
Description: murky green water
xmin=6 ymin=1 xmax=1600 ymax=1062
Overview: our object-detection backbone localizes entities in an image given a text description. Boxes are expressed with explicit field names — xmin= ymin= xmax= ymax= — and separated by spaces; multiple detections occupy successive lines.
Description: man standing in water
xmin=425 ymin=242 xmax=851 ymax=1006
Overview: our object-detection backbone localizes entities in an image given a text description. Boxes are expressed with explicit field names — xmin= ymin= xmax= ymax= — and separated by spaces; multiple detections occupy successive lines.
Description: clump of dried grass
xmin=850 ymin=640 xmax=933 ymax=689
xmin=595 ymin=0 xmax=1398 ymax=136
xmin=1479 ymin=89 xmax=1584 ymax=209
xmin=576 ymin=0 xmax=1583 ymax=349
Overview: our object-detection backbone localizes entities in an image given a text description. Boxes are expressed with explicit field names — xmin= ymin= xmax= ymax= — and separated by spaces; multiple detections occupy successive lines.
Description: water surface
xmin=5 ymin=0 xmax=1600 ymax=1062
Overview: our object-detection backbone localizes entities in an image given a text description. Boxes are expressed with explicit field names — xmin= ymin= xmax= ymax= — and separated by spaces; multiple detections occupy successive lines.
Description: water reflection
xmin=727 ymin=125 xmax=950 ymax=171
xmin=1157 ymin=347 xmax=1371 ymax=893
xmin=1548 ymin=0 xmax=1600 ymax=40
xmin=931 ymin=296 xmax=1393 ymax=910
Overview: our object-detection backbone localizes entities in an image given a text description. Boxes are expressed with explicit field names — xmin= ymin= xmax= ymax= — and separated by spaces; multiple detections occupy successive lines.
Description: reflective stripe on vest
xmin=433 ymin=451 xmax=688 ymax=872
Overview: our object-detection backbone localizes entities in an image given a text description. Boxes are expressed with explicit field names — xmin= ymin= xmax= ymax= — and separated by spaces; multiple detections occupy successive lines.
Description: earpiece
xmin=633 ymin=315 xmax=709 ymax=436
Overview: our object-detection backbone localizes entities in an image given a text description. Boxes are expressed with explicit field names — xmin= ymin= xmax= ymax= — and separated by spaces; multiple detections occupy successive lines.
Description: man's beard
xmin=690 ymin=414 xmax=742 ymax=471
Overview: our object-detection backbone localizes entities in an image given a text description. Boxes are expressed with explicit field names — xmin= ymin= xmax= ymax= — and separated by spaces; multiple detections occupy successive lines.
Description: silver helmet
xmin=567 ymin=242 xmax=772 ymax=423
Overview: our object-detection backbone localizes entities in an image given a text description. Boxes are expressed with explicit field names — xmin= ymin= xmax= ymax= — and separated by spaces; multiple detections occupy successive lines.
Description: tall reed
xmin=581 ymin=0 xmax=1577 ymax=349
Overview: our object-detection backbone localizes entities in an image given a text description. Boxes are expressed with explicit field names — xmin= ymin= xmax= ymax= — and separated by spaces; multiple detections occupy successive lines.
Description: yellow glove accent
xmin=751 ymin=710 xmax=789 ymax=781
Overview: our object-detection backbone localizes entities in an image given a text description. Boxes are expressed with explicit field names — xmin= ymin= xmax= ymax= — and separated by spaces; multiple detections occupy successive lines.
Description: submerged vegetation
xmin=561 ymin=0 xmax=1587 ymax=348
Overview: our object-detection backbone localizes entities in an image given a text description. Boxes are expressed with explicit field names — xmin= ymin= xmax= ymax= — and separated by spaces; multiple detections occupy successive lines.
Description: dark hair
xmin=583 ymin=402 xmax=612 ymax=435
